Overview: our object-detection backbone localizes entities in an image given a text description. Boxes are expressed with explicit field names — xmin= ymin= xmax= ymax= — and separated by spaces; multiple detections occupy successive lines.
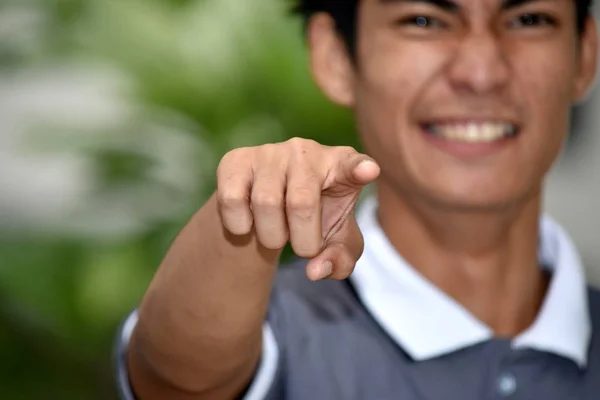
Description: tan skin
xmin=311 ymin=0 xmax=597 ymax=334
xmin=127 ymin=0 xmax=597 ymax=399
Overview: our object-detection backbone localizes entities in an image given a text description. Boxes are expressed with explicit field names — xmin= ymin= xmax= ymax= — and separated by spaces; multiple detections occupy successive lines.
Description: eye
xmin=398 ymin=15 xmax=447 ymax=29
xmin=508 ymin=13 xmax=556 ymax=28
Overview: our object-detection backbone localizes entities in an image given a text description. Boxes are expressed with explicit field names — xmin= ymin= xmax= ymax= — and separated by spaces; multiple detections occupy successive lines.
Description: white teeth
xmin=430 ymin=123 xmax=516 ymax=143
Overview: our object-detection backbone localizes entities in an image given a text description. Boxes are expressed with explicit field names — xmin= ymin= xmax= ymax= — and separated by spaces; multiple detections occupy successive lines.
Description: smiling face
xmin=309 ymin=0 xmax=597 ymax=211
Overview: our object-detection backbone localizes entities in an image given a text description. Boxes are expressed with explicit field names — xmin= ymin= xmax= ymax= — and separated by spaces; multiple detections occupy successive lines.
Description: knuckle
xmin=286 ymin=137 xmax=319 ymax=154
xmin=216 ymin=169 xmax=240 ymax=188
xmin=337 ymin=146 xmax=358 ymax=158
xmin=217 ymin=149 xmax=250 ymax=178
xmin=217 ymin=190 xmax=246 ymax=209
xmin=219 ymin=147 xmax=246 ymax=166
xmin=259 ymin=143 xmax=278 ymax=156
xmin=287 ymin=190 xmax=318 ymax=214
xmin=252 ymin=192 xmax=283 ymax=209
xmin=286 ymin=137 xmax=309 ymax=146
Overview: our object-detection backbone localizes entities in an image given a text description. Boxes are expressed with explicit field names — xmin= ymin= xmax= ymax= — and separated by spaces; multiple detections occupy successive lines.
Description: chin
xmin=428 ymin=189 xmax=538 ymax=213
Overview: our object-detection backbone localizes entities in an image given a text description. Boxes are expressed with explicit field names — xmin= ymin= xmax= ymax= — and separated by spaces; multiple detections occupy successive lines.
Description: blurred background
xmin=0 ymin=0 xmax=598 ymax=398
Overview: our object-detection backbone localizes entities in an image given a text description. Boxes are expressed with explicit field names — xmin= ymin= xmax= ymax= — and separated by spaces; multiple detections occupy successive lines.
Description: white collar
xmin=349 ymin=196 xmax=591 ymax=368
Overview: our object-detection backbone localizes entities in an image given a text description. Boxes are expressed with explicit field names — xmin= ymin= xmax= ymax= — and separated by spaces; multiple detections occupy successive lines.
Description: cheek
xmin=353 ymin=57 xmax=417 ymax=174
xmin=514 ymin=44 xmax=577 ymax=159
xmin=518 ymin=51 xmax=575 ymax=111
xmin=353 ymin=40 xmax=454 ymax=184
xmin=354 ymin=40 xmax=449 ymax=141
xmin=514 ymin=36 xmax=578 ymax=105
xmin=359 ymin=38 xmax=449 ymax=100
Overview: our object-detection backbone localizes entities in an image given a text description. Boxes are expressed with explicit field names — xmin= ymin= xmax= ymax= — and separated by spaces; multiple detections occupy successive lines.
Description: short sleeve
xmin=114 ymin=309 xmax=282 ymax=400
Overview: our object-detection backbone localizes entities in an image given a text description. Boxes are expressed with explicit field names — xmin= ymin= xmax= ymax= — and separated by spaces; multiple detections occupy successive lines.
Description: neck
xmin=376 ymin=182 xmax=549 ymax=337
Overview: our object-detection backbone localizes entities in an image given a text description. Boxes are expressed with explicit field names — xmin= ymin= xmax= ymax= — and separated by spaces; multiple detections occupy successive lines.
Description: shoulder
xmin=587 ymin=284 xmax=600 ymax=312
xmin=584 ymin=285 xmax=600 ymax=382
xmin=588 ymin=284 xmax=600 ymax=318
xmin=586 ymin=285 xmax=600 ymax=355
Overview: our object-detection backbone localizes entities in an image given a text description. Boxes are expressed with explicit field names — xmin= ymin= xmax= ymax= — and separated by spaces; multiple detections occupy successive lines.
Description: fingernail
xmin=319 ymin=261 xmax=333 ymax=280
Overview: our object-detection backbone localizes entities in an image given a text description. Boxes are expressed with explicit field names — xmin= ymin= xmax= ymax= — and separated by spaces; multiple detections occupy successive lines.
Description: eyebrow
xmin=501 ymin=0 xmax=550 ymax=9
xmin=378 ymin=0 xmax=552 ymax=13
xmin=378 ymin=0 xmax=459 ymax=13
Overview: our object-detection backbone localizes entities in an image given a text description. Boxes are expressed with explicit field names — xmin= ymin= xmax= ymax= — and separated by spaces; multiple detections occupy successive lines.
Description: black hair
xmin=293 ymin=0 xmax=594 ymax=57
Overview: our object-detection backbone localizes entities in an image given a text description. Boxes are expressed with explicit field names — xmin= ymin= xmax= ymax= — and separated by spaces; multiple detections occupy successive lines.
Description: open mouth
xmin=422 ymin=122 xmax=520 ymax=143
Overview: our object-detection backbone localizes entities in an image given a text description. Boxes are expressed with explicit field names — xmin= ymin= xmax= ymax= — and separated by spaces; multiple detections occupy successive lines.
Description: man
xmin=116 ymin=0 xmax=600 ymax=399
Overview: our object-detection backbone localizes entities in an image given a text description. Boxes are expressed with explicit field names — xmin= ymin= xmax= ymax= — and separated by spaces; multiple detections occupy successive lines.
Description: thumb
xmin=306 ymin=215 xmax=364 ymax=281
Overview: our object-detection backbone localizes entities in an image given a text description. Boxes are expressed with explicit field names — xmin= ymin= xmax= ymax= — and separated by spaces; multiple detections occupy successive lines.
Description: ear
xmin=573 ymin=16 xmax=598 ymax=103
xmin=307 ymin=13 xmax=356 ymax=108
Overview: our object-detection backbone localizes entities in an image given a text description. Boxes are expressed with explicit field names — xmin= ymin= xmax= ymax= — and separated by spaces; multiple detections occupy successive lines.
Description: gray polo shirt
xmin=116 ymin=197 xmax=600 ymax=399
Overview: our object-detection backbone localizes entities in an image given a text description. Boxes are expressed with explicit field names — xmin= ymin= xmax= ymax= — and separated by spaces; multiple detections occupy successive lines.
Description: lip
xmin=423 ymin=117 xmax=521 ymax=127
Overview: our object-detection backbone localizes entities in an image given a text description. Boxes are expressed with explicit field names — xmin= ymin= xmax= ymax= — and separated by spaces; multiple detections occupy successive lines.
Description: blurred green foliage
xmin=0 ymin=0 xmax=357 ymax=398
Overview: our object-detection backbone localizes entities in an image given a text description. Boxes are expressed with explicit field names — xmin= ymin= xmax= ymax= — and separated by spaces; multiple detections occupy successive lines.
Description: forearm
xmin=128 ymin=193 xmax=281 ymax=399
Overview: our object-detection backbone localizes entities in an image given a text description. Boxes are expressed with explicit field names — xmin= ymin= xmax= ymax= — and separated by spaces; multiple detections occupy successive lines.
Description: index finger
xmin=328 ymin=148 xmax=380 ymax=189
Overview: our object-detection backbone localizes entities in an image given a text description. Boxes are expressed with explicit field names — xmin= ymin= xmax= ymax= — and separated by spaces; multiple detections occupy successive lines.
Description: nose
xmin=446 ymin=33 xmax=511 ymax=95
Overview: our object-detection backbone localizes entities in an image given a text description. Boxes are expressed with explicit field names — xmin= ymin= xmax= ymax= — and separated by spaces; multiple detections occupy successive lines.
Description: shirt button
xmin=497 ymin=372 xmax=517 ymax=396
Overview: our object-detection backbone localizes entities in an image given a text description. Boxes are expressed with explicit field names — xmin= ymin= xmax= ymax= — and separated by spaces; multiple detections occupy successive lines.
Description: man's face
xmin=311 ymin=0 xmax=597 ymax=210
